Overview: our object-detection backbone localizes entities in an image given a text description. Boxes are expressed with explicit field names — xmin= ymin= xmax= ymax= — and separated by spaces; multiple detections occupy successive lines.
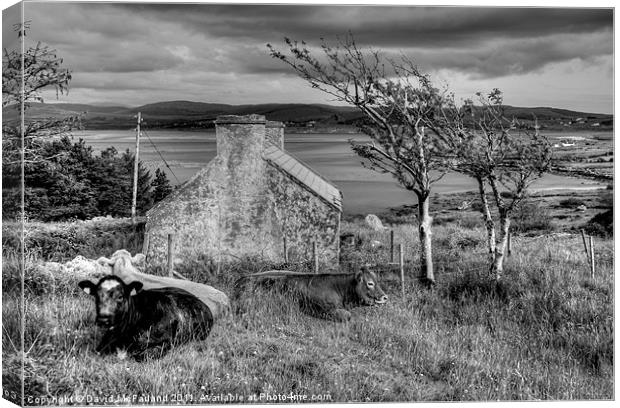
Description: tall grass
xmin=2 ymin=217 xmax=613 ymax=404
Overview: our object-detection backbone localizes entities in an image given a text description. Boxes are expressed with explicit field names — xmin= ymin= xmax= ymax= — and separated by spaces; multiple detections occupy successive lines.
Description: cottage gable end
xmin=263 ymin=144 xmax=342 ymax=211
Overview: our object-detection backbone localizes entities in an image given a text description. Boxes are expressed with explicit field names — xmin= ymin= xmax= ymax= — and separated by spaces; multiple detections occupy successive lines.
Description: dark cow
xmin=234 ymin=267 xmax=388 ymax=322
xmin=78 ymin=275 xmax=213 ymax=360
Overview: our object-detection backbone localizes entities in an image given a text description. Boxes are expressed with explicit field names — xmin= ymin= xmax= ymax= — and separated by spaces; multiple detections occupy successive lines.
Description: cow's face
xmin=78 ymin=276 xmax=143 ymax=328
xmin=355 ymin=267 xmax=388 ymax=306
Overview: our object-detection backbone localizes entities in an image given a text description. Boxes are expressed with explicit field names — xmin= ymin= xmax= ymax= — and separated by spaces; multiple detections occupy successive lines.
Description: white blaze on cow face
xmin=100 ymin=278 xmax=122 ymax=292
xmin=95 ymin=277 xmax=130 ymax=328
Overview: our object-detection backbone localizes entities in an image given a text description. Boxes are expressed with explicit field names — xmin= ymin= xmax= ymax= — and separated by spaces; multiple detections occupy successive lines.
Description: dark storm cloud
xmin=18 ymin=3 xmax=184 ymax=73
xmin=7 ymin=2 xmax=613 ymax=112
xmin=106 ymin=4 xmax=613 ymax=78
xmin=123 ymin=4 xmax=612 ymax=46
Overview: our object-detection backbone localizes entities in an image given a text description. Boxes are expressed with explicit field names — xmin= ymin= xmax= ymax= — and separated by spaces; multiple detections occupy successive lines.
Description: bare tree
xmin=269 ymin=35 xmax=460 ymax=285
xmin=452 ymin=90 xmax=552 ymax=280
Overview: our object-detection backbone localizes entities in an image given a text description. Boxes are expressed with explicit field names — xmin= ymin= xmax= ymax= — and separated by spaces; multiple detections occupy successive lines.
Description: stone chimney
xmin=265 ymin=120 xmax=285 ymax=150
xmin=214 ymin=114 xmax=267 ymax=191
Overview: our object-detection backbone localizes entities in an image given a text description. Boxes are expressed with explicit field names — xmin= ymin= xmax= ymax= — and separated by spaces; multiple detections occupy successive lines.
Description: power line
xmin=141 ymin=128 xmax=181 ymax=184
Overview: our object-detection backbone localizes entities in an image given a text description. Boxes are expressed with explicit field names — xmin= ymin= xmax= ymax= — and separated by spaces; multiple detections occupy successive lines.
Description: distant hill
xmin=500 ymin=106 xmax=611 ymax=121
xmin=2 ymin=100 xmax=612 ymax=130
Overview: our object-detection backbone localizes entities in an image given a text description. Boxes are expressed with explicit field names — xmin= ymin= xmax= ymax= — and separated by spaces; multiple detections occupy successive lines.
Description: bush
xmin=584 ymin=209 xmax=612 ymax=238
xmin=558 ymin=198 xmax=585 ymax=209
xmin=433 ymin=225 xmax=484 ymax=256
xmin=470 ymin=201 xmax=484 ymax=212
xmin=511 ymin=201 xmax=555 ymax=234
xmin=3 ymin=218 xmax=146 ymax=261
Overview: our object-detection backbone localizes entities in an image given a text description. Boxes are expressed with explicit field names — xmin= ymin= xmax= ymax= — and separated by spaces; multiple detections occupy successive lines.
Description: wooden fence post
xmin=390 ymin=230 xmax=395 ymax=263
xmin=313 ymin=241 xmax=319 ymax=274
xmin=142 ymin=231 xmax=149 ymax=256
xmin=283 ymin=236 xmax=289 ymax=264
xmin=589 ymin=235 xmax=595 ymax=279
xmin=167 ymin=233 xmax=174 ymax=277
xmin=507 ymin=231 xmax=512 ymax=257
xmin=580 ymin=229 xmax=591 ymax=262
xmin=399 ymin=243 xmax=404 ymax=297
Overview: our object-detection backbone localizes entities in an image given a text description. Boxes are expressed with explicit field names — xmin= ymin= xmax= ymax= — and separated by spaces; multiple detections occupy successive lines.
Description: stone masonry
xmin=145 ymin=114 xmax=342 ymax=270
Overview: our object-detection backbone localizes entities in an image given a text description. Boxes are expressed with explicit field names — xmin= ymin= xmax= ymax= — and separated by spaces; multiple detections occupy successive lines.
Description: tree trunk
xmin=491 ymin=212 xmax=510 ymax=281
xmin=417 ymin=192 xmax=435 ymax=286
xmin=475 ymin=176 xmax=495 ymax=255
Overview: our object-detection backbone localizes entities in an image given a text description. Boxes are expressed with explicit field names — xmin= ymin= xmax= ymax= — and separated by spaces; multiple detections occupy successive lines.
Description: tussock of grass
xmin=2 ymin=216 xmax=614 ymax=403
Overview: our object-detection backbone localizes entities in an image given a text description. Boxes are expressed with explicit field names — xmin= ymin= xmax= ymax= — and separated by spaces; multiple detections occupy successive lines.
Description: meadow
xmin=2 ymin=214 xmax=614 ymax=404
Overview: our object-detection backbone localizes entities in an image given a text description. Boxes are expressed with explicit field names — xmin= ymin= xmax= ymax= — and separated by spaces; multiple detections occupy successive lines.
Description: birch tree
xmin=453 ymin=90 xmax=552 ymax=279
xmin=268 ymin=35 xmax=457 ymax=285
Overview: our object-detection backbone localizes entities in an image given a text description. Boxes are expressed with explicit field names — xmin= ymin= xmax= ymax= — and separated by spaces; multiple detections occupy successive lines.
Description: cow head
xmin=78 ymin=276 xmax=143 ymax=329
xmin=355 ymin=267 xmax=388 ymax=305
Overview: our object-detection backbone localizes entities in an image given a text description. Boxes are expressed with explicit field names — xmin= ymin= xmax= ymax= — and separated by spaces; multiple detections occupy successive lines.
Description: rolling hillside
xmin=2 ymin=100 xmax=612 ymax=130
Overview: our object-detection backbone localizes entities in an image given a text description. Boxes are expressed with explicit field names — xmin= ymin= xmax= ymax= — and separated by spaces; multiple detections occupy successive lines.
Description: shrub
xmin=584 ymin=209 xmax=612 ymax=238
xmin=3 ymin=218 xmax=146 ymax=261
xmin=510 ymin=201 xmax=554 ymax=234
xmin=558 ymin=198 xmax=585 ymax=209
xmin=470 ymin=201 xmax=484 ymax=212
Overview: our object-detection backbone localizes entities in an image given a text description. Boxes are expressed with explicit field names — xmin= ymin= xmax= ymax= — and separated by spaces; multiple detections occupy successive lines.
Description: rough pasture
xmin=1 ymin=219 xmax=613 ymax=404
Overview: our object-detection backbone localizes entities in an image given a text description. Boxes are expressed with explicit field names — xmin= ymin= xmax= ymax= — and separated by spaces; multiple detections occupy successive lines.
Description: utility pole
xmin=131 ymin=112 xmax=142 ymax=224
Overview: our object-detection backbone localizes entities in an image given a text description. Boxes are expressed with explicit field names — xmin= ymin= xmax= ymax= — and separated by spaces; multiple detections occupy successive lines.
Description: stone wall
xmin=266 ymin=165 xmax=340 ymax=266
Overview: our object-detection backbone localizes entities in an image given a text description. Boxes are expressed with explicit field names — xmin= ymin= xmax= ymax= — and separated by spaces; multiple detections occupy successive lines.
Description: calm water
xmin=73 ymin=129 xmax=606 ymax=214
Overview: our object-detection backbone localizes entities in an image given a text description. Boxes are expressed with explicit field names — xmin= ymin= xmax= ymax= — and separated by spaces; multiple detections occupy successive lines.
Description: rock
xmin=38 ymin=255 xmax=111 ymax=282
xmin=365 ymin=214 xmax=386 ymax=231
xmin=577 ymin=205 xmax=587 ymax=212
xmin=65 ymin=255 xmax=111 ymax=278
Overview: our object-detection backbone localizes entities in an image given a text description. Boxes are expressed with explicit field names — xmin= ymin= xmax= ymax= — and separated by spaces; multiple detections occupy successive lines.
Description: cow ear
xmin=355 ymin=270 xmax=363 ymax=282
xmin=126 ymin=281 xmax=143 ymax=296
xmin=78 ymin=280 xmax=96 ymax=295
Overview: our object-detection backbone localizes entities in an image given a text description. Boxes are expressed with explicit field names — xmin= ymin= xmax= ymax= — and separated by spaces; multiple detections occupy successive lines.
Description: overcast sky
xmin=2 ymin=1 xmax=614 ymax=113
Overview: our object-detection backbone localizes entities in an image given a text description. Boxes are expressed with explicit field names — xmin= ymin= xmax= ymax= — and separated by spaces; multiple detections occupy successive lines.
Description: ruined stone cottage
xmin=144 ymin=114 xmax=342 ymax=269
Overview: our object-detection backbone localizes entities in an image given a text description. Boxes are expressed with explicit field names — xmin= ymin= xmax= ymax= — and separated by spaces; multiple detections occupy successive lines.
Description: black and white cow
xmin=79 ymin=275 xmax=213 ymax=360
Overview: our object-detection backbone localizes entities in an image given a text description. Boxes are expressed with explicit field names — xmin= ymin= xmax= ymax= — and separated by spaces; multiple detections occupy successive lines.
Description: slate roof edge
xmin=263 ymin=143 xmax=342 ymax=212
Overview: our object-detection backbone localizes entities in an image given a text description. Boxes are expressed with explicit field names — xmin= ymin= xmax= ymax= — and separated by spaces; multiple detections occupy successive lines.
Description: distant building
xmin=144 ymin=114 xmax=343 ymax=269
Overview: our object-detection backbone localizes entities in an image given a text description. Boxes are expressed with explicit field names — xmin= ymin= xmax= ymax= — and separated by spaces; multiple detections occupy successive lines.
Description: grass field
xmin=2 ymin=217 xmax=614 ymax=404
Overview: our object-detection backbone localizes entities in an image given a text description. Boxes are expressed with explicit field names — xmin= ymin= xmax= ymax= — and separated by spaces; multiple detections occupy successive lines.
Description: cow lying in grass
xmin=79 ymin=275 xmax=213 ymax=360
xmin=234 ymin=267 xmax=388 ymax=322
